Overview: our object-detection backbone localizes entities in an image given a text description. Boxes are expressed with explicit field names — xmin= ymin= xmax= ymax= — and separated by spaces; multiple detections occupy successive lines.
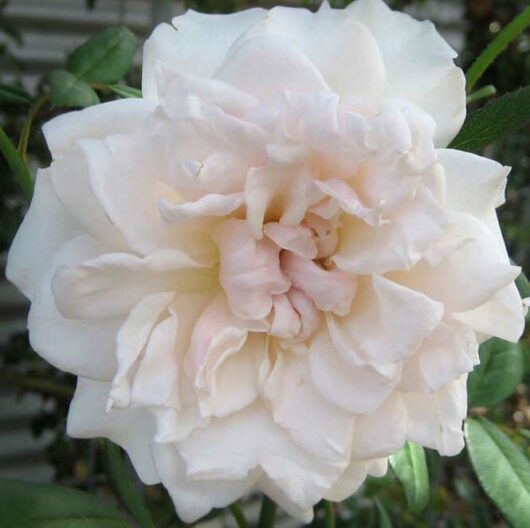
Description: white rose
xmin=7 ymin=0 xmax=525 ymax=522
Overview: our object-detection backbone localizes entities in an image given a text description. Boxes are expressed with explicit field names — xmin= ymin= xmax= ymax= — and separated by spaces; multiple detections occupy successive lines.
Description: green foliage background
xmin=0 ymin=1 xmax=529 ymax=527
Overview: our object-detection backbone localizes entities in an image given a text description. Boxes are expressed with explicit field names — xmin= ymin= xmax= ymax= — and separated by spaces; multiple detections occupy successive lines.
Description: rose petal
xmin=214 ymin=219 xmax=290 ymax=320
xmin=281 ymin=251 xmax=357 ymax=316
xmin=67 ymin=378 xmax=159 ymax=484
xmin=215 ymin=34 xmax=329 ymax=100
xmin=263 ymin=351 xmax=354 ymax=461
xmin=6 ymin=169 xmax=81 ymax=300
xmin=439 ymin=148 xmax=509 ymax=218
xmin=334 ymin=187 xmax=448 ymax=274
xmin=131 ymin=313 xmax=180 ymax=408
xmin=309 ymin=327 xmax=402 ymax=414
xmin=142 ymin=8 xmax=266 ymax=100
xmin=263 ymin=222 xmax=317 ymax=259
xmin=348 ymin=0 xmax=466 ymax=146
xmin=402 ymin=376 xmax=467 ymax=456
xmin=109 ymin=291 xmax=175 ymax=408
xmin=327 ymin=276 xmax=443 ymax=366
xmin=28 ymin=235 xmax=121 ymax=381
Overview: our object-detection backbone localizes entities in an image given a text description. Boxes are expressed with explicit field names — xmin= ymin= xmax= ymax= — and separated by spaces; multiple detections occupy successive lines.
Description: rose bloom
xmin=7 ymin=0 xmax=526 ymax=521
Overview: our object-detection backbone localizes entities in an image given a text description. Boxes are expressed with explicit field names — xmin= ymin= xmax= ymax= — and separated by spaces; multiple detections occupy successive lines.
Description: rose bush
xmin=6 ymin=0 xmax=526 ymax=521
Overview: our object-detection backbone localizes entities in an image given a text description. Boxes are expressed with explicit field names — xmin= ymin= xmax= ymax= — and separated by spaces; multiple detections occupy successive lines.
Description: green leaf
xmin=0 ymin=124 xmax=33 ymax=200
xmin=48 ymin=70 xmax=100 ymax=108
xmin=466 ymin=85 xmax=496 ymax=105
xmin=0 ymin=84 xmax=31 ymax=104
xmin=515 ymin=267 xmax=530 ymax=299
xmin=0 ymin=478 xmax=129 ymax=528
xmin=466 ymin=6 xmax=530 ymax=92
xmin=108 ymin=84 xmax=142 ymax=98
xmin=374 ymin=499 xmax=392 ymax=528
xmin=468 ymin=338 xmax=523 ymax=408
xmin=68 ymin=26 xmax=138 ymax=84
xmin=449 ymin=86 xmax=530 ymax=152
xmin=103 ymin=440 xmax=155 ymax=528
xmin=389 ymin=441 xmax=429 ymax=512
xmin=465 ymin=417 xmax=530 ymax=528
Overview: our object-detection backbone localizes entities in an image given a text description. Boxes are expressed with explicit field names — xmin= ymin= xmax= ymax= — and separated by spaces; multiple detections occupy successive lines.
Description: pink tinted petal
xmin=287 ymin=288 xmax=322 ymax=342
xmin=263 ymin=222 xmax=317 ymax=259
xmin=188 ymin=293 xmax=247 ymax=393
xmin=270 ymin=294 xmax=301 ymax=339
xmin=214 ymin=219 xmax=290 ymax=320
xmin=281 ymin=251 xmax=356 ymax=316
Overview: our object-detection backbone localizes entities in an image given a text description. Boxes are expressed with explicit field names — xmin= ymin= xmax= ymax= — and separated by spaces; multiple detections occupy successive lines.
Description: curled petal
xmin=327 ymin=276 xmax=444 ymax=366
xmin=109 ymin=291 xmax=175 ymax=408
xmin=281 ymin=251 xmax=356 ymax=316
xmin=334 ymin=188 xmax=448 ymax=274
xmin=214 ymin=219 xmax=290 ymax=320
xmin=264 ymin=222 xmax=317 ymax=259
xmin=315 ymin=178 xmax=382 ymax=226
xmin=270 ymin=294 xmax=301 ymax=339
xmin=393 ymin=212 xmax=521 ymax=312
xmin=160 ymin=193 xmax=245 ymax=222
xmin=131 ymin=314 xmax=180 ymax=408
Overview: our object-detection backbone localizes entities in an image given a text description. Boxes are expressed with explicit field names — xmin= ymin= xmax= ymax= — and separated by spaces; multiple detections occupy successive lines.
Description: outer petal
xmin=244 ymin=3 xmax=386 ymax=101
xmin=402 ymin=376 xmax=468 ymax=456
xmin=78 ymin=135 xmax=184 ymax=254
xmin=178 ymin=403 xmax=344 ymax=512
xmin=142 ymin=8 xmax=266 ymax=101
xmin=454 ymin=283 xmax=525 ymax=343
xmin=151 ymin=442 xmax=257 ymax=523
xmin=393 ymin=213 xmax=521 ymax=312
xmin=215 ymin=34 xmax=329 ymax=101
xmin=327 ymin=276 xmax=444 ymax=366
xmin=309 ymin=327 xmax=402 ymax=414
xmin=42 ymin=98 xmax=155 ymax=159
xmin=214 ymin=219 xmax=290 ymax=320
xmin=400 ymin=319 xmax=478 ymax=393
xmin=67 ymin=378 xmax=159 ymax=484
xmin=51 ymin=249 xmax=213 ymax=319
xmin=438 ymin=149 xmax=509 ymax=218
xmin=6 ymin=168 xmax=81 ymax=300
xmin=48 ymin=148 xmax=128 ymax=249
xmin=323 ymin=458 xmax=382 ymax=502
xmin=28 ymin=235 xmax=121 ymax=381
xmin=352 ymin=394 xmax=407 ymax=459
xmin=348 ymin=0 xmax=466 ymax=147
xmin=263 ymin=352 xmax=354 ymax=461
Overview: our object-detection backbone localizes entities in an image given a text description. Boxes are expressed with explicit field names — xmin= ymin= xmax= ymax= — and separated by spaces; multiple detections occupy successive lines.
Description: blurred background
xmin=0 ymin=0 xmax=528 ymax=526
